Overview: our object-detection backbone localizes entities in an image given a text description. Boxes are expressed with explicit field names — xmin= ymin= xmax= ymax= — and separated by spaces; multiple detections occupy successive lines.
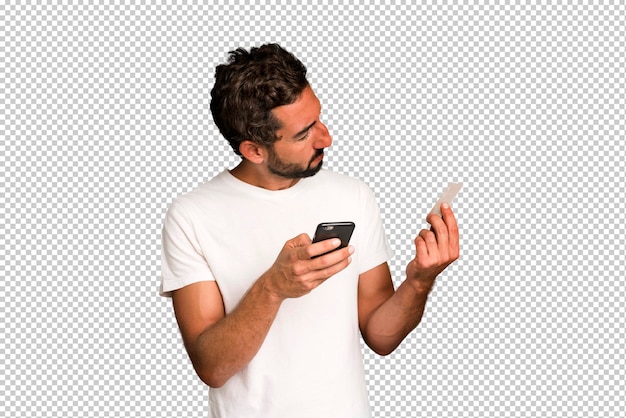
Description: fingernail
xmin=441 ymin=203 xmax=449 ymax=210
xmin=348 ymin=246 xmax=355 ymax=254
xmin=333 ymin=238 xmax=341 ymax=246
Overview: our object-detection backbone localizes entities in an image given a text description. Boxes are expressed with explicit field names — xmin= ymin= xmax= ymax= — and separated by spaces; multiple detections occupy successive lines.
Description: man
xmin=160 ymin=44 xmax=459 ymax=418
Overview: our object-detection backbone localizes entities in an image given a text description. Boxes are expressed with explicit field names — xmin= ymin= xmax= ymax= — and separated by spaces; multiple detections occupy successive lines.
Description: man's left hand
xmin=406 ymin=203 xmax=460 ymax=293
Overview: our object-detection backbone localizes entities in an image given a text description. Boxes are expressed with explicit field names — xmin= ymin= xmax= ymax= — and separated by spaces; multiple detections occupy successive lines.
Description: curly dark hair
xmin=210 ymin=44 xmax=309 ymax=156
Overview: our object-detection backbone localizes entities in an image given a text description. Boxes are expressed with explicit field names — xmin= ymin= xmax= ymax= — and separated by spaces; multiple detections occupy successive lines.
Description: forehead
xmin=272 ymin=86 xmax=321 ymax=132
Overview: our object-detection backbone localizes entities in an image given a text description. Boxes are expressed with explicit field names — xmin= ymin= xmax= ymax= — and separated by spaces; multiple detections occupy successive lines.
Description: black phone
xmin=311 ymin=222 xmax=355 ymax=258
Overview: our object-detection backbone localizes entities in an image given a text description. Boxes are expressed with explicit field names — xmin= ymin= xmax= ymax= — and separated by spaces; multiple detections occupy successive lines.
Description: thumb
xmin=288 ymin=233 xmax=313 ymax=248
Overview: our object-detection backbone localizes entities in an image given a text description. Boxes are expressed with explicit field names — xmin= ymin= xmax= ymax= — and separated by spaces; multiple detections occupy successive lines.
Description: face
xmin=266 ymin=86 xmax=332 ymax=179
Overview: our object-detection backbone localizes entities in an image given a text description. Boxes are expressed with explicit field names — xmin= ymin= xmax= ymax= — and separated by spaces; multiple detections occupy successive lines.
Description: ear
xmin=238 ymin=140 xmax=268 ymax=164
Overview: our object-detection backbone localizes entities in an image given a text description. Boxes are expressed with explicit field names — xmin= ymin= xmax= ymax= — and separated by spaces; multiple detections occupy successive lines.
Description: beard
xmin=267 ymin=148 xmax=324 ymax=179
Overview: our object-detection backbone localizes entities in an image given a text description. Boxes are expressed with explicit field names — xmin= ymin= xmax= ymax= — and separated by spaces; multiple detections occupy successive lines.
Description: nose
xmin=313 ymin=121 xmax=332 ymax=149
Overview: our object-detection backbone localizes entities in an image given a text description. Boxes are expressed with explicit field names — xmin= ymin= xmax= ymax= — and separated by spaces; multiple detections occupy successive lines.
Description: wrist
xmin=406 ymin=277 xmax=434 ymax=296
xmin=257 ymin=271 xmax=287 ymax=305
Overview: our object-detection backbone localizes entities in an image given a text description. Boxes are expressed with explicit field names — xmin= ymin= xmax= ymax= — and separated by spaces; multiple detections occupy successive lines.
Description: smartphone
xmin=311 ymin=222 xmax=355 ymax=258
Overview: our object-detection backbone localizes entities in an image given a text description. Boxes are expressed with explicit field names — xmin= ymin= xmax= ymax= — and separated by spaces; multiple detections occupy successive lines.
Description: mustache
xmin=310 ymin=149 xmax=324 ymax=162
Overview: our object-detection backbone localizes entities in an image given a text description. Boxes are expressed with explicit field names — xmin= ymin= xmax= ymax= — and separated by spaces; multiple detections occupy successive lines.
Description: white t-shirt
xmin=161 ymin=169 xmax=393 ymax=418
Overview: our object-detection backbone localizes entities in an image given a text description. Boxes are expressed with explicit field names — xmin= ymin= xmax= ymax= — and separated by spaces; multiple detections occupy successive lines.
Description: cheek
xmin=272 ymin=140 xmax=314 ymax=162
xmin=293 ymin=142 xmax=314 ymax=155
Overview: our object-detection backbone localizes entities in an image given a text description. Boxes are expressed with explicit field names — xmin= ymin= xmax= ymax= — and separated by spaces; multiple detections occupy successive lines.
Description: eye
xmin=297 ymin=129 xmax=311 ymax=141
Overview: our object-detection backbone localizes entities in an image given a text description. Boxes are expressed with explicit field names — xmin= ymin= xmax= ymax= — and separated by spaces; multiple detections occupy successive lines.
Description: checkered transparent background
xmin=2 ymin=2 xmax=625 ymax=417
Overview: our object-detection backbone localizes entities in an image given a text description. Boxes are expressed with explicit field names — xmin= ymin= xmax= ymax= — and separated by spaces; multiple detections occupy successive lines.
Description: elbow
xmin=190 ymin=353 xmax=234 ymax=388
xmin=363 ymin=336 xmax=399 ymax=357
xmin=370 ymin=346 xmax=395 ymax=357
xmin=187 ymin=344 xmax=232 ymax=388
xmin=195 ymin=366 xmax=230 ymax=388
xmin=202 ymin=376 xmax=228 ymax=389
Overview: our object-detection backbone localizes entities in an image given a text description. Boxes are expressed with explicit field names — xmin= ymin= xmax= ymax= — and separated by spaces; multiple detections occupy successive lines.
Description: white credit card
xmin=428 ymin=183 xmax=463 ymax=217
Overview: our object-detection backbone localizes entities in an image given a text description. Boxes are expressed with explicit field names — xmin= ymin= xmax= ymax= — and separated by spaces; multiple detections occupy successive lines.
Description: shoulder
xmin=165 ymin=172 xmax=230 ymax=221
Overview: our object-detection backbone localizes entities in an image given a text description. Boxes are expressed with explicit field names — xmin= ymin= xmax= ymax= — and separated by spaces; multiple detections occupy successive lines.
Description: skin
xmin=172 ymin=85 xmax=460 ymax=388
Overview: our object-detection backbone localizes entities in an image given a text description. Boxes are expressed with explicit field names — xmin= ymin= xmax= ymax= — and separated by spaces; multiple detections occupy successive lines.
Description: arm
xmin=172 ymin=233 xmax=353 ymax=388
xmin=358 ymin=203 xmax=460 ymax=355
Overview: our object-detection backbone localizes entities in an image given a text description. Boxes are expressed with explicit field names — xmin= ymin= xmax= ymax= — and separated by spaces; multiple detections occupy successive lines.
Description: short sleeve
xmin=355 ymin=183 xmax=394 ymax=274
xmin=160 ymin=199 xmax=215 ymax=297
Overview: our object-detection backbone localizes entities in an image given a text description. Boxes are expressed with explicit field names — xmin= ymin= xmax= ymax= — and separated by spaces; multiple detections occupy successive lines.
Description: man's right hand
xmin=172 ymin=233 xmax=353 ymax=388
xmin=263 ymin=233 xmax=354 ymax=301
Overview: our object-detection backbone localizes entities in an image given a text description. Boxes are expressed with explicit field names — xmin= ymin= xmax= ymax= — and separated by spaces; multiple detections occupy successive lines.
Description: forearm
xmin=190 ymin=274 xmax=282 ymax=387
xmin=361 ymin=204 xmax=459 ymax=356
xmin=182 ymin=235 xmax=353 ymax=387
xmin=361 ymin=279 xmax=432 ymax=356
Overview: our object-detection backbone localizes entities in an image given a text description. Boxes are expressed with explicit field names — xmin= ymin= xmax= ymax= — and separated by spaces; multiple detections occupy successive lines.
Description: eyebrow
xmin=292 ymin=121 xmax=316 ymax=139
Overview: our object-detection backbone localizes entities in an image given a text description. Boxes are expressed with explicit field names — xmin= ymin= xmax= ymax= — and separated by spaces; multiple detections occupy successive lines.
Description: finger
xmin=418 ymin=229 xmax=437 ymax=255
xmin=289 ymin=233 xmax=313 ymax=249
xmin=427 ymin=210 xmax=449 ymax=241
xmin=311 ymin=251 xmax=353 ymax=281
xmin=414 ymin=235 xmax=428 ymax=259
xmin=297 ymin=245 xmax=353 ymax=286
xmin=440 ymin=203 xmax=460 ymax=258
xmin=305 ymin=238 xmax=343 ymax=259
xmin=310 ymin=245 xmax=353 ymax=269
xmin=440 ymin=203 xmax=459 ymax=235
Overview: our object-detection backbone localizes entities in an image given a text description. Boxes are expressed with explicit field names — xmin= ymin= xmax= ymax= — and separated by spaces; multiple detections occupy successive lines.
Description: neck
xmin=230 ymin=161 xmax=300 ymax=191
